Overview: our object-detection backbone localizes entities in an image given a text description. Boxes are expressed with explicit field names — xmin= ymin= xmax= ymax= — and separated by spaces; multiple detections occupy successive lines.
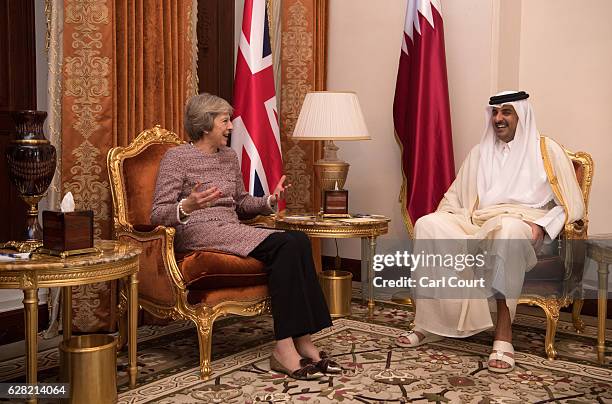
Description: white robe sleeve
xmin=534 ymin=205 xmax=565 ymax=240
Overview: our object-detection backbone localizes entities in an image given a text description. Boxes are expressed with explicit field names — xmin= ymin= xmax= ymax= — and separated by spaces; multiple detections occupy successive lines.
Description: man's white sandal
xmin=396 ymin=329 xmax=443 ymax=348
xmin=488 ymin=340 xmax=515 ymax=373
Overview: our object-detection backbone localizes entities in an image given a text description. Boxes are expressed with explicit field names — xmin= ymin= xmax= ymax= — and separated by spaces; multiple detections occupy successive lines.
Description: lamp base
xmin=313 ymin=160 xmax=349 ymax=191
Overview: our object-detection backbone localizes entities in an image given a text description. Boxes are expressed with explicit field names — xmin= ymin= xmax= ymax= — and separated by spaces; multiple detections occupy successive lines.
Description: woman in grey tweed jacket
xmin=151 ymin=93 xmax=338 ymax=380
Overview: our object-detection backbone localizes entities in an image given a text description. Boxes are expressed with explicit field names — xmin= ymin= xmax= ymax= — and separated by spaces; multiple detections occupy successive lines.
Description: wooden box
xmin=323 ymin=190 xmax=349 ymax=217
xmin=42 ymin=211 xmax=94 ymax=254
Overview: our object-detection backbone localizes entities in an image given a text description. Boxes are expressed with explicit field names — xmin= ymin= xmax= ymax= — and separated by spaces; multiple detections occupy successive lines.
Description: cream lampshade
xmin=291 ymin=91 xmax=371 ymax=192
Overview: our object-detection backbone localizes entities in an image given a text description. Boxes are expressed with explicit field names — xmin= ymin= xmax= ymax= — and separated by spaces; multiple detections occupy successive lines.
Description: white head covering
xmin=476 ymin=91 xmax=553 ymax=209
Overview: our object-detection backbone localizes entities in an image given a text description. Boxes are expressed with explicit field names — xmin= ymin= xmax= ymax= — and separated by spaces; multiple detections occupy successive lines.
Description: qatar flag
xmin=393 ymin=0 xmax=455 ymax=233
xmin=232 ymin=0 xmax=283 ymax=208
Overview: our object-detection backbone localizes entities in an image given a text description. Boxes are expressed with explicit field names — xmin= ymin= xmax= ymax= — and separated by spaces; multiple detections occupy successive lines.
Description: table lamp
xmin=291 ymin=91 xmax=370 ymax=216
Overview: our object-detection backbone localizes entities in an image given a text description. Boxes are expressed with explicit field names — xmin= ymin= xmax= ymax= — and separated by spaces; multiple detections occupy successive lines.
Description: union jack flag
xmin=231 ymin=0 xmax=283 ymax=205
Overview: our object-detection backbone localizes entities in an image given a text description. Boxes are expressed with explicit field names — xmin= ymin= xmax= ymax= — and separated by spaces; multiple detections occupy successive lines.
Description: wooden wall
xmin=197 ymin=0 xmax=235 ymax=102
xmin=0 ymin=0 xmax=36 ymax=243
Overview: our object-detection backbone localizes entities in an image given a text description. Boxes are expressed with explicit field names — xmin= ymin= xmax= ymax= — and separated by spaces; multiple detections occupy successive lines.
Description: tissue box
xmin=323 ymin=190 xmax=349 ymax=217
xmin=42 ymin=211 xmax=94 ymax=253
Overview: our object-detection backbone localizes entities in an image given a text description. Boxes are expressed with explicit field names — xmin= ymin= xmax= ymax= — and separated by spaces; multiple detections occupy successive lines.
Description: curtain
xmin=114 ymin=0 xmax=197 ymax=144
xmin=61 ymin=0 xmax=197 ymax=332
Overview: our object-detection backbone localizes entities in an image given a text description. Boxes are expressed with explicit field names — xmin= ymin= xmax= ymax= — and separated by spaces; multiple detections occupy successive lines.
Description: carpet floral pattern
xmin=1 ymin=301 xmax=610 ymax=403
xmin=116 ymin=302 xmax=610 ymax=403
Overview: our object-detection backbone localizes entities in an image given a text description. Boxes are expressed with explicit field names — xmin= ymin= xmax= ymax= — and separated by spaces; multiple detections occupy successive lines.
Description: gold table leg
xmin=128 ymin=273 xmax=139 ymax=387
xmin=368 ymin=236 xmax=377 ymax=317
xmin=62 ymin=286 xmax=72 ymax=342
xmin=597 ymin=261 xmax=609 ymax=364
xmin=23 ymin=288 xmax=38 ymax=404
xmin=360 ymin=238 xmax=368 ymax=304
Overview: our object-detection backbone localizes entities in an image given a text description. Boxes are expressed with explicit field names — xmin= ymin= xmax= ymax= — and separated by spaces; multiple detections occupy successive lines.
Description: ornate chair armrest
xmin=564 ymin=219 xmax=587 ymax=240
xmin=115 ymin=224 xmax=187 ymax=304
xmin=561 ymin=219 xmax=588 ymax=284
xmin=240 ymin=214 xmax=276 ymax=228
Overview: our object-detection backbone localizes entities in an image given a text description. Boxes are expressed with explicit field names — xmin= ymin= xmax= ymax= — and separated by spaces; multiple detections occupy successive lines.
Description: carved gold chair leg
xmin=196 ymin=322 xmax=214 ymax=380
xmin=542 ymin=303 xmax=560 ymax=360
xmin=571 ymin=298 xmax=585 ymax=333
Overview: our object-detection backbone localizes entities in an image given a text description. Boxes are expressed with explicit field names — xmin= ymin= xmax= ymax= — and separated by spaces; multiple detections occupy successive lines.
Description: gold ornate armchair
xmin=107 ymin=126 xmax=271 ymax=379
xmin=519 ymin=145 xmax=593 ymax=359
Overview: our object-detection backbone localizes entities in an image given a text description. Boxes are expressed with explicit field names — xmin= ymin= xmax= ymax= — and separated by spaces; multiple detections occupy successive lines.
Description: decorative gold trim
xmin=563 ymin=147 xmax=593 ymax=238
xmin=0 ymin=258 xmax=139 ymax=289
xmin=10 ymin=139 xmax=50 ymax=145
xmin=108 ymin=125 xmax=184 ymax=231
xmin=240 ymin=214 xmax=277 ymax=228
xmin=540 ymin=136 xmax=568 ymax=226
xmin=108 ymin=126 xmax=272 ymax=379
xmin=393 ymin=129 xmax=416 ymax=239
xmin=274 ymin=218 xmax=389 ymax=239
xmin=0 ymin=240 xmax=43 ymax=253
xmin=518 ymin=294 xmax=571 ymax=360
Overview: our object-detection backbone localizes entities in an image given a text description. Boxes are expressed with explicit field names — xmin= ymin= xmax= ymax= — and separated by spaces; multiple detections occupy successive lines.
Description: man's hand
xmin=524 ymin=221 xmax=544 ymax=252
xmin=183 ymin=182 xmax=223 ymax=214
xmin=270 ymin=175 xmax=292 ymax=204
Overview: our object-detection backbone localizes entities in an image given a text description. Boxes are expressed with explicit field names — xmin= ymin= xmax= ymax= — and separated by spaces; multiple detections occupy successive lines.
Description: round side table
xmin=275 ymin=215 xmax=389 ymax=315
xmin=0 ymin=240 xmax=140 ymax=403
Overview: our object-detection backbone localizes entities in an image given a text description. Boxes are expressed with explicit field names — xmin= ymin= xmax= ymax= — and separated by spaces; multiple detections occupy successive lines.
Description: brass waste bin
xmin=60 ymin=334 xmax=117 ymax=404
xmin=318 ymin=270 xmax=353 ymax=317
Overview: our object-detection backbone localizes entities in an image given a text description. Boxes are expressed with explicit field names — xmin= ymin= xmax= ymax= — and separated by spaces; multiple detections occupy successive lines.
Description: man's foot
xmin=396 ymin=328 xmax=443 ymax=348
xmin=488 ymin=340 xmax=515 ymax=373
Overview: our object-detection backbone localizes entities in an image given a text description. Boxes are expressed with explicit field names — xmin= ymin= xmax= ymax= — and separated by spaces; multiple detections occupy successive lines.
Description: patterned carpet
xmin=1 ymin=301 xmax=611 ymax=403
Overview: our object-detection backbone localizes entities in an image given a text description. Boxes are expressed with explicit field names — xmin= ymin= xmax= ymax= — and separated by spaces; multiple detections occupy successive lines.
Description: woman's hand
xmin=182 ymin=182 xmax=223 ymax=214
xmin=270 ymin=175 xmax=292 ymax=204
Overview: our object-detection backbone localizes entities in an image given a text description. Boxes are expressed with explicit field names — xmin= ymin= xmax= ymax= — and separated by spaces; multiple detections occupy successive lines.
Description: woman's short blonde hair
xmin=184 ymin=93 xmax=233 ymax=141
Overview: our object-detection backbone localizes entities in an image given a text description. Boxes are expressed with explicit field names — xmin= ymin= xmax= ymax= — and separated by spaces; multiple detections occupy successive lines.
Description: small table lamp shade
xmin=292 ymin=91 xmax=371 ymax=142
xmin=291 ymin=91 xmax=370 ymax=192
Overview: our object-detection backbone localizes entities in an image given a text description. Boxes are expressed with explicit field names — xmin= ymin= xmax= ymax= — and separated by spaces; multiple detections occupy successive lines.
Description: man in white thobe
xmin=396 ymin=91 xmax=585 ymax=373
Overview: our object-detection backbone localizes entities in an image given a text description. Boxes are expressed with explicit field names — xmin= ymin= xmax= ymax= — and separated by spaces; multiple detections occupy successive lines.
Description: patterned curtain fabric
xmin=61 ymin=0 xmax=197 ymax=332
xmin=280 ymin=0 xmax=327 ymax=215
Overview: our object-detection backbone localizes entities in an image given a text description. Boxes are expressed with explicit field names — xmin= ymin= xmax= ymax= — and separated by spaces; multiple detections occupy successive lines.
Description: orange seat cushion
xmin=187 ymin=284 xmax=269 ymax=306
xmin=178 ymin=250 xmax=268 ymax=291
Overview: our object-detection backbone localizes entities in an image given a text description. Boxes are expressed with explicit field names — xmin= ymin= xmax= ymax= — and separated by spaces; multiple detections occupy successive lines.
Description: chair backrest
xmin=108 ymin=126 xmax=184 ymax=231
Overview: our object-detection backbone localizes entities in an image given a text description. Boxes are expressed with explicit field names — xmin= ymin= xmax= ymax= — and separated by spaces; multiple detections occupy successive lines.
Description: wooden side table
xmin=586 ymin=237 xmax=612 ymax=364
xmin=0 ymin=240 xmax=140 ymax=403
xmin=275 ymin=214 xmax=390 ymax=314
